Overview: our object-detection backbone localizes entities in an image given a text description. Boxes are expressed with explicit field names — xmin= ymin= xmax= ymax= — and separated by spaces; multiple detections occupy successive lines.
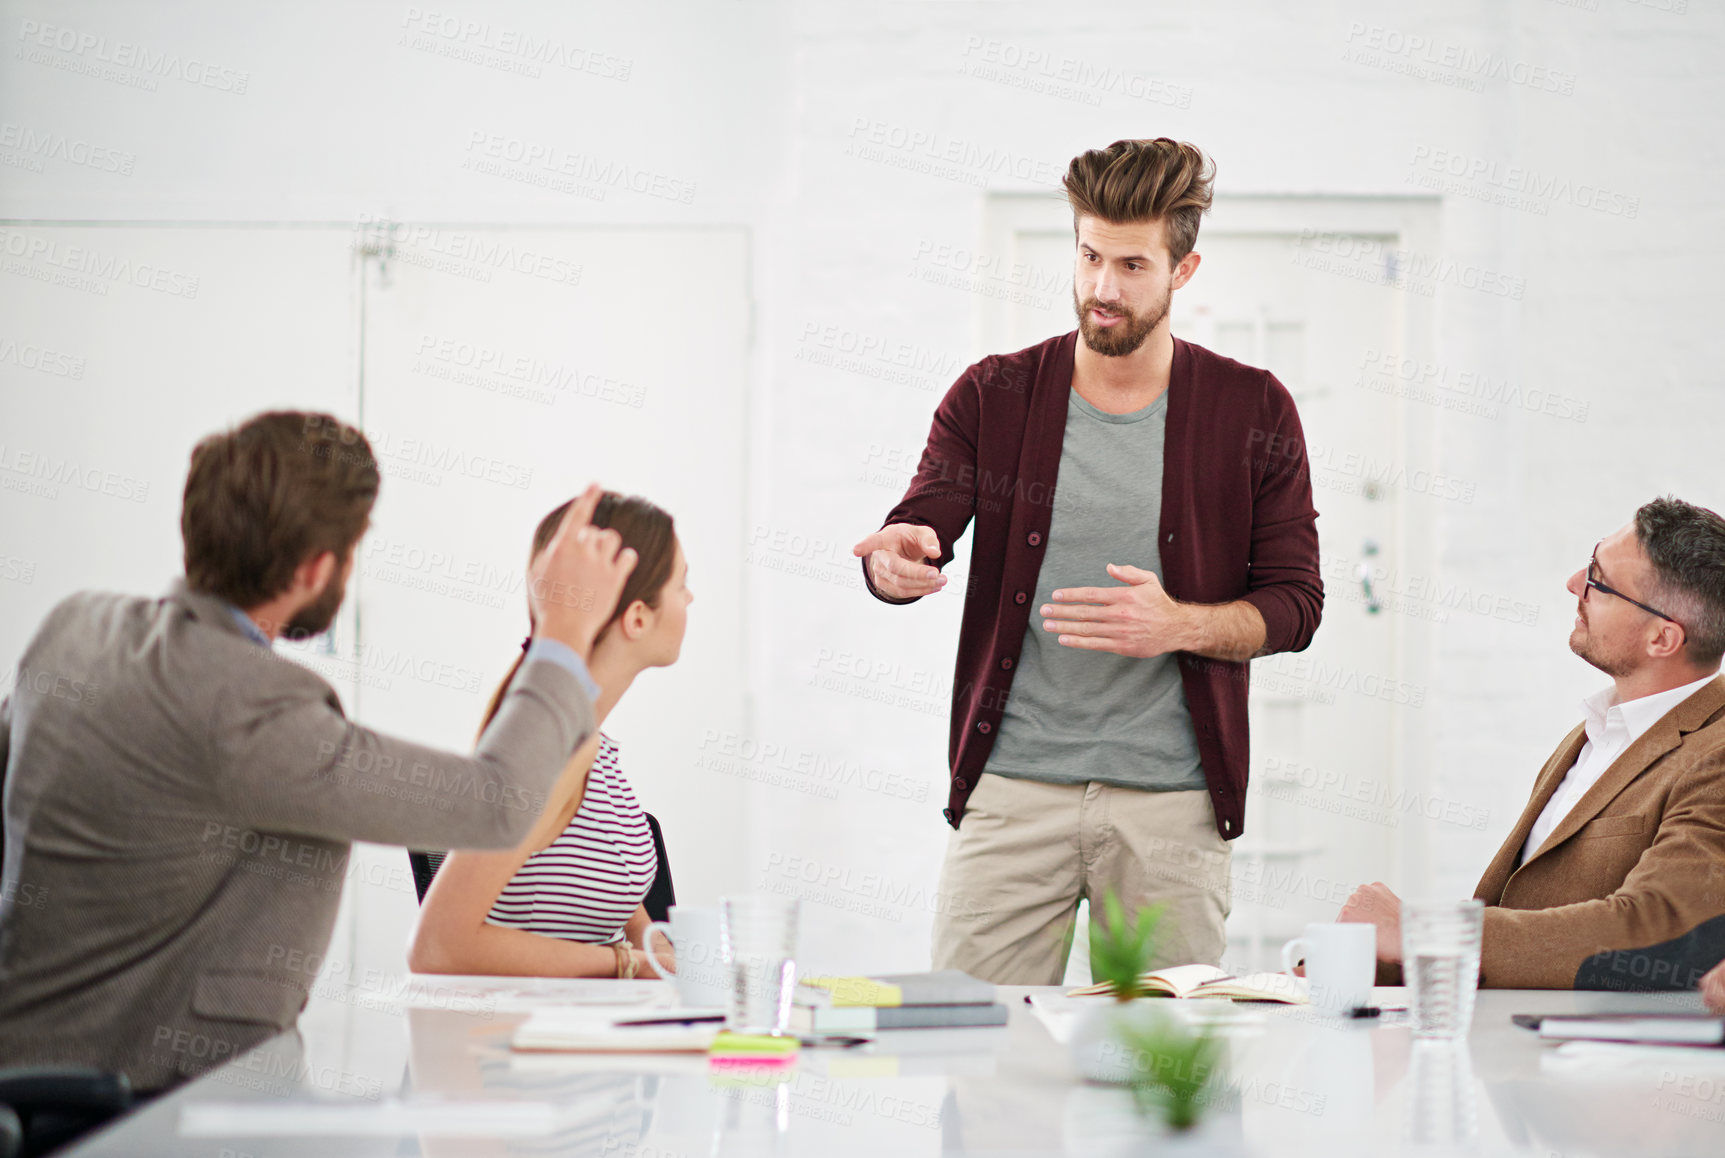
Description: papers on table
xmin=388 ymin=974 xmax=673 ymax=1013
xmin=1540 ymin=1039 xmax=1725 ymax=1077
xmin=181 ymin=1098 xmax=573 ymax=1138
xmin=512 ymin=1007 xmax=722 ymax=1052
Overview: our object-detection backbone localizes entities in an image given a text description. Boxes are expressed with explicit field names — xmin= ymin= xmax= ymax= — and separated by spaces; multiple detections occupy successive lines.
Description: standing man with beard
xmin=0 ymin=411 xmax=636 ymax=1099
xmin=1341 ymin=498 xmax=1725 ymax=990
xmin=853 ymin=139 xmax=1323 ymax=982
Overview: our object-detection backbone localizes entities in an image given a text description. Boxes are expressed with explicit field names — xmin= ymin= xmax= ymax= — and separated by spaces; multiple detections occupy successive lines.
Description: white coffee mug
xmin=644 ymin=905 xmax=729 ymax=1008
xmin=1281 ymin=922 xmax=1376 ymax=1016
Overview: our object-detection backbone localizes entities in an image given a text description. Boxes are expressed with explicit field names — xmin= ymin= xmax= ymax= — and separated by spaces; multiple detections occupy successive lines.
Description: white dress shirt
xmin=1521 ymin=671 xmax=1721 ymax=864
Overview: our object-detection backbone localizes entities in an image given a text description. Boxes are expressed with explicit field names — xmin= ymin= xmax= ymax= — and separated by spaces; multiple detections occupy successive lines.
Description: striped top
xmin=486 ymin=734 xmax=656 ymax=945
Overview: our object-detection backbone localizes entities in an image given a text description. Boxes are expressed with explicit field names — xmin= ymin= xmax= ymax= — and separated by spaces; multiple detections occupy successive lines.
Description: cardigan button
xmin=1166 ymin=532 xmax=1174 ymax=544
xmin=942 ymin=808 xmax=954 ymax=822
xmin=1027 ymin=532 xmax=1042 ymax=547
xmin=1014 ymin=591 xmax=1028 ymax=605
xmin=999 ymin=657 xmax=1014 ymax=670
xmin=954 ymin=777 xmax=968 ymax=791
xmin=976 ymin=721 xmax=992 ymax=735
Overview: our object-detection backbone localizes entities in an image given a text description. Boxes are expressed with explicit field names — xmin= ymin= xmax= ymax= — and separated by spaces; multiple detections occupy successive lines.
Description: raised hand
xmin=528 ymin=484 xmax=638 ymax=658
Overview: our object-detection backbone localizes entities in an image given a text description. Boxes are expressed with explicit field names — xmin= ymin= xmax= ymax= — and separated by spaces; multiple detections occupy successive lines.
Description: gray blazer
xmin=0 ymin=581 xmax=595 ymax=1090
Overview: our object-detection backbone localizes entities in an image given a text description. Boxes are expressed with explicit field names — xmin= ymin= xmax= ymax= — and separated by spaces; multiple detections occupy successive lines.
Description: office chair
xmin=408 ymin=812 xmax=676 ymax=921
xmin=0 ymin=1067 xmax=134 ymax=1158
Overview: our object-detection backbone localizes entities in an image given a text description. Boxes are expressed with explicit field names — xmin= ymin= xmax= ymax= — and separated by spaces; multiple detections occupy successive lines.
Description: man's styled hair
xmin=1062 ymin=138 xmax=1216 ymax=264
xmin=1634 ymin=495 xmax=1725 ymax=667
xmin=181 ymin=411 xmax=380 ymax=608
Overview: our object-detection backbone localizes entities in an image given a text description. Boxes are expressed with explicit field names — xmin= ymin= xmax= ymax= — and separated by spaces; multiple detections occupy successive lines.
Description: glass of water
xmin=718 ymin=895 xmax=800 ymax=1035
xmin=1402 ymin=898 xmax=1484 ymax=1039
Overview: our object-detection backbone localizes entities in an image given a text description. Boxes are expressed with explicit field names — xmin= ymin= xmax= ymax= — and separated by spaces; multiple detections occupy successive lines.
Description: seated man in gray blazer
xmin=0 ymin=410 xmax=636 ymax=1093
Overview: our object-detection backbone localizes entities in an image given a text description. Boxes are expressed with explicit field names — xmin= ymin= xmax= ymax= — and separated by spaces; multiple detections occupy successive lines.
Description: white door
xmin=984 ymin=196 xmax=1439 ymax=971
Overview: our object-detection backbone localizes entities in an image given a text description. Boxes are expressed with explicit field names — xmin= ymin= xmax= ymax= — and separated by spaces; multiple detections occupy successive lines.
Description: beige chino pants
xmin=931 ymin=773 xmax=1232 ymax=985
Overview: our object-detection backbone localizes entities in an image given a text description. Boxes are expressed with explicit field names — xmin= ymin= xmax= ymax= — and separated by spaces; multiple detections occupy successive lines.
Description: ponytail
xmin=476 ymin=638 xmax=531 ymax=741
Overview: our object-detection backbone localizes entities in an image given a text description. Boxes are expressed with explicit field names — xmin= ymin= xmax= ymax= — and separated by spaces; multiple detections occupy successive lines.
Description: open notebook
xmin=1067 ymin=964 xmax=1308 ymax=1003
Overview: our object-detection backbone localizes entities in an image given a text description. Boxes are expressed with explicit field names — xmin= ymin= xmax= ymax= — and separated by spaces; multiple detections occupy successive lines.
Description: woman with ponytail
xmin=408 ymin=492 xmax=691 ymax=978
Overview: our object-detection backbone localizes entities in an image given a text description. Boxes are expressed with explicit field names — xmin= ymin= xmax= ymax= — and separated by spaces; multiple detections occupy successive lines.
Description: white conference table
xmin=64 ymin=981 xmax=1723 ymax=1157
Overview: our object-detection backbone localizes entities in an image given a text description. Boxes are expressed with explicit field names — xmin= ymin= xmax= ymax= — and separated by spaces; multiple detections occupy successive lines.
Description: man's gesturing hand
xmin=1042 ymin=563 xmax=1194 ymax=658
xmin=1702 ymin=958 xmax=1725 ymax=1014
xmin=1338 ymin=882 xmax=1404 ymax=964
xmin=528 ymin=484 xmax=638 ymax=659
xmin=853 ymin=523 xmax=946 ymax=600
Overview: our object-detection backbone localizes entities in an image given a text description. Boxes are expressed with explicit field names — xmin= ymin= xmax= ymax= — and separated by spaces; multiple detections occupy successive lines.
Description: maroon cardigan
xmin=864 ymin=332 xmax=1323 ymax=839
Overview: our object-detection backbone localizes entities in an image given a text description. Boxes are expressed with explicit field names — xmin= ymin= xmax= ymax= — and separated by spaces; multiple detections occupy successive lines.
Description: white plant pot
xmin=1069 ymin=999 xmax=1163 ymax=1085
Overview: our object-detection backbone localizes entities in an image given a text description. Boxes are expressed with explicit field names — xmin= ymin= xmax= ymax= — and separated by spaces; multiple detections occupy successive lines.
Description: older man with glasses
xmin=1341 ymin=495 xmax=1725 ymax=992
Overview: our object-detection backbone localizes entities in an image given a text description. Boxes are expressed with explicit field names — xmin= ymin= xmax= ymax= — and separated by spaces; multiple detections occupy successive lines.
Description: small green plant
xmin=1088 ymin=889 xmax=1163 ymax=1002
xmin=1117 ymin=1017 xmax=1223 ymax=1133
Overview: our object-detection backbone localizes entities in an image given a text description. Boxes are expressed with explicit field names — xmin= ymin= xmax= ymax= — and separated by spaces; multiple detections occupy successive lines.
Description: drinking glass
xmin=718 ymin=895 xmax=800 ymax=1035
xmin=1401 ymin=899 xmax=1484 ymax=1039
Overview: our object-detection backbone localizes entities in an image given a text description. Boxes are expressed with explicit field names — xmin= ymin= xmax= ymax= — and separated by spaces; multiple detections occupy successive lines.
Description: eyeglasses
xmin=1584 ymin=542 xmax=1681 ymax=625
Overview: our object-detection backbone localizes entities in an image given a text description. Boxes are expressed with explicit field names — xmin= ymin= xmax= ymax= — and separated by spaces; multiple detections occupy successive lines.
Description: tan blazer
xmin=1473 ymin=676 xmax=1725 ymax=989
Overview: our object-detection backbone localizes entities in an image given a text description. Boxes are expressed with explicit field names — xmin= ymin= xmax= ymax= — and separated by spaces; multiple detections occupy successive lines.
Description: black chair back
xmin=408 ymin=812 xmax=675 ymax=921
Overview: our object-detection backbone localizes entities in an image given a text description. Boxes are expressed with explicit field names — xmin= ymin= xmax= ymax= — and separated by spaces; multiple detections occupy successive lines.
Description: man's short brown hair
xmin=1062 ymin=138 xmax=1215 ymax=263
xmin=181 ymin=411 xmax=380 ymax=608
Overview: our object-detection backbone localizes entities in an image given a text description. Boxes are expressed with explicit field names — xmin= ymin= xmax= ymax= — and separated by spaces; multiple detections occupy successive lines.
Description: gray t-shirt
xmin=982 ymin=388 xmax=1207 ymax=792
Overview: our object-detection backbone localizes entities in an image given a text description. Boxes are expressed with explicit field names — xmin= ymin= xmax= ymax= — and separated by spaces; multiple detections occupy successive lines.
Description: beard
xmin=1568 ymin=603 xmax=1636 ymax=678
xmin=281 ymin=559 xmax=350 ymax=641
xmin=1074 ymin=281 xmax=1170 ymax=357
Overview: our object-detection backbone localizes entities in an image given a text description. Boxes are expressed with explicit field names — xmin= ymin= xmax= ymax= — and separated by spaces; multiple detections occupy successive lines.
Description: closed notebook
xmin=1530 ymin=1014 xmax=1725 ymax=1047
xmin=799 ymin=969 xmax=996 ymax=1008
xmin=790 ymin=1002 xmax=1009 ymax=1034
xmin=1066 ymin=963 xmax=1308 ymax=1004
